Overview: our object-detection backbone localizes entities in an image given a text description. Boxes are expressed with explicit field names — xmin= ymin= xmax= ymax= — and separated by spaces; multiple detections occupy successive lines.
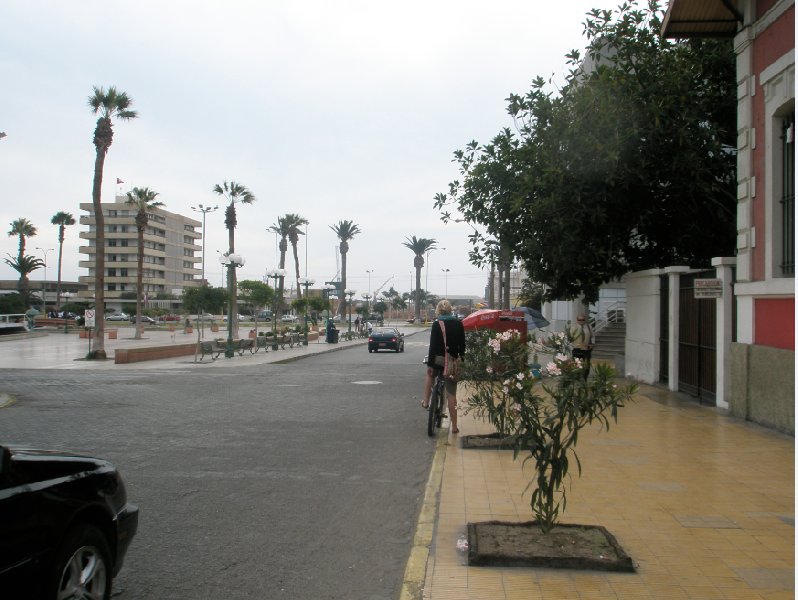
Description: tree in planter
xmin=463 ymin=329 xmax=636 ymax=534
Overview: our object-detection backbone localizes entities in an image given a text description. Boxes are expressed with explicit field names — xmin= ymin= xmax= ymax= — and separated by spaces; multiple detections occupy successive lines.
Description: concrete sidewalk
xmin=414 ymin=383 xmax=794 ymax=600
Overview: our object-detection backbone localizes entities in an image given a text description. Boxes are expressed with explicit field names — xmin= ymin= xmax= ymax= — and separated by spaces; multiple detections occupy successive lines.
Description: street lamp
xmin=362 ymin=292 xmax=371 ymax=317
xmin=35 ymin=247 xmax=54 ymax=311
xmin=442 ymin=268 xmax=450 ymax=298
xmin=191 ymin=204 xmax=218 ymax=285
xmin=344 ymin=289 xmax=356 ymax=337
xmin=297 ymin=276 xmax=315 ymax=345
xmin=266 ymin=268 xmax=287 ymax=349
xmin=219 ymin=252 xmax=245 ymax=358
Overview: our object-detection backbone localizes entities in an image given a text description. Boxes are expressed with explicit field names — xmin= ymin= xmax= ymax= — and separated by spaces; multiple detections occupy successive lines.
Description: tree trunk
xmin=135 ymin=225 xmax=144 ymax=340
xmin=339 ymin=247 xmax=348 ymax=320
xmin=414 ymin=263 xmax=422 ymax=321
xmin=292 ymin=241 xmax=302 ymax=299
xmin=277 ymin=240 xmax=287 ymax=321
xmin=91 ymin=148 xmax=107 ymax=357
xmin=227 ymin=212 xmax=239 ymax=339
xmin=55 ymin=230 xmax=64 ymax=314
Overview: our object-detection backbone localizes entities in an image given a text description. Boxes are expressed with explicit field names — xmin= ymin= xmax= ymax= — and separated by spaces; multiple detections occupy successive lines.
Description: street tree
xmin=3 ymin=254 xmax=43 ymax=305
xmin=402 ymin=236 xmax=436 ymax=322
xmin=125 ymin=187 xmax=164 ymax=339
xmin=330 ymin=220 xmax=362 ymax=321
xmin=435 ymin=1 xmax=735 ymax=303
xmin=183 ymin=285 xmax=227 ymax=316
xmin=213 ymin=180 xmax=255 ymax=337
xmin=50 ymin=211 xmax=76 ymax=314
xmin=238 ymin=279 xmax=274 ymax=335
xmin=285 ymin=214 xmax=309 ymax=298
xmin=88 ymin=85 xmax=137 ymax=358
xmin=269 ymin=216 xmax=291 ymax=319
xmin=7 ymin=218 xmax=37 ymax=299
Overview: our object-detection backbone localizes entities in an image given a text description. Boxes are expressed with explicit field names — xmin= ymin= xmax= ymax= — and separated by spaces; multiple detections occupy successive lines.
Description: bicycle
xmin=424 ymin=358 xmax=446 ymax=437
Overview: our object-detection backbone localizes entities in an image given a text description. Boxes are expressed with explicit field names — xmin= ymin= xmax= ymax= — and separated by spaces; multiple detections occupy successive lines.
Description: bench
xmin=198 ymin=340 xmax=225 ymax=361
xmin=251 ymin=336 xmax=272 ymax=353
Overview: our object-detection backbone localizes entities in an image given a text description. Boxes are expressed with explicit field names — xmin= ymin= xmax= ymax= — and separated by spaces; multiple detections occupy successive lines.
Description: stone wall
xmin=730 ymin=343 xmax=795 ymax=435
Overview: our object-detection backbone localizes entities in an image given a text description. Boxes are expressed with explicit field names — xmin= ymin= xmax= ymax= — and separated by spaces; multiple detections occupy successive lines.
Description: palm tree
xmin=402 ymin=236 xmax=437 ymax=322
xmin=329 ymin=220 xmax=362 ymax=320
xmin=7 ymin=218 xmax=38 ymax=299
xmin=88 ymin=85 xmax=137 ymax=358
xmin=285 ymin=214 xmax=309 ymax=299
xmin=4 ymin=254 xmax=44 ymax=305
xmin=269 ymin=216 xmax=291 ymax=319
xmin=125 ymin=188 xmax=164 ymax=339
xmin=51 ymin=211 xmax=76 ymax=314
xmin=213 ymin=180 xmax=255 ymax=337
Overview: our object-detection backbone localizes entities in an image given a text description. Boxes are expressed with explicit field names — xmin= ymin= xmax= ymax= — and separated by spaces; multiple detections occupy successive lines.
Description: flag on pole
xmin=116 ymin=178 xmax=124 ymax=184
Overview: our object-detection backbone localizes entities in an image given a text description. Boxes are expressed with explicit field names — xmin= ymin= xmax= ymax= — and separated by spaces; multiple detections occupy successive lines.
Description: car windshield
xmin=373 ymin=328 xmax=395 ymax=335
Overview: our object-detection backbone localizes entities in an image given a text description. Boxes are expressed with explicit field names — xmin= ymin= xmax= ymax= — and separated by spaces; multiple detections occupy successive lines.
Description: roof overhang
xmin=661 ymin=0 xmax=743 ymax=38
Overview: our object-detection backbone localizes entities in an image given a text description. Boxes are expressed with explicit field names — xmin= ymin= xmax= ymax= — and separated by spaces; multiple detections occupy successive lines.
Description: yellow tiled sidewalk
xmin=422 ymin=384 xmax=795 ymax=599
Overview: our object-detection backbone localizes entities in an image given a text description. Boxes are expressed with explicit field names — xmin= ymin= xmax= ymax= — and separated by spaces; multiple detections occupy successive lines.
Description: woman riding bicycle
xmin=423 ymin=299 xmax=466 ymax=433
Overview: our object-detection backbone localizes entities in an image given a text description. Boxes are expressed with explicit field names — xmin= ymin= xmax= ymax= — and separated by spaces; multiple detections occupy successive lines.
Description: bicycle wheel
xmin=427 ymin=387 xmax=438 ymax=437
xmin=435 ymin=382 xmax=444 ymax=428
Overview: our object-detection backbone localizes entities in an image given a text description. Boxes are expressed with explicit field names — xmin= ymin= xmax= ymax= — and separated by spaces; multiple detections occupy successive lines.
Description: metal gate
xmin=678 ymin=271 xmax=717 ymax=404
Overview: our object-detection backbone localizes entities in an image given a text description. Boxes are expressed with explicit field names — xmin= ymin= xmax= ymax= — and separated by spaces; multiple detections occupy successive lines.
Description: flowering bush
xmin=462 ymin=330 xmax=636 ymax=534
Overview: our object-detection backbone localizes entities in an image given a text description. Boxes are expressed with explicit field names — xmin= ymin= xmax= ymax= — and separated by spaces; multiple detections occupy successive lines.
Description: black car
xmin=368 ymin=327 xmax=404 ymax=353
xmin=0 ymin=445 xmax=138 ymax=599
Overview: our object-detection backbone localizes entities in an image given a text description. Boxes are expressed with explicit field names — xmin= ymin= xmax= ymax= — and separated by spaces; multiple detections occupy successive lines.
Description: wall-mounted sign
xmin=694 ymin=278 xmax=722 ymax=299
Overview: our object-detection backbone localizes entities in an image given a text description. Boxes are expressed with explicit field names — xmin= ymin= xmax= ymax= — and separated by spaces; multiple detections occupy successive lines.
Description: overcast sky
xmin=1 ymin=1 xmax=618 ymax=300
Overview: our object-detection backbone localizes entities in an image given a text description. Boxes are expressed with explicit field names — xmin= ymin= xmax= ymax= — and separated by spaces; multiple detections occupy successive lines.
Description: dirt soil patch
xmin=467 ymin=521 xmax=634 ymax=572
xmin=460 ymin=432 xmax=515 ymax=450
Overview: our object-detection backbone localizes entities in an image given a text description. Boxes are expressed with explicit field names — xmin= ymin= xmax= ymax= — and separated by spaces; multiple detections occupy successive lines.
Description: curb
xmin=399 ymin=430 xmax=449 ymax=600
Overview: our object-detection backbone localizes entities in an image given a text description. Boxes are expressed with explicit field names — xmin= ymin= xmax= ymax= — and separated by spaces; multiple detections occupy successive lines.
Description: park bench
xmin=251 ymin=336 xmax=272 ymax=353
xmin=198 ymin=340 xmax=225 ymax=361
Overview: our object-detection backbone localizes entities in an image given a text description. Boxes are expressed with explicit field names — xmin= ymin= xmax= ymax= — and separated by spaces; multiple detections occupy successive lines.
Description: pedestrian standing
xmin=571 ymin=314 xmax=594 ymax=380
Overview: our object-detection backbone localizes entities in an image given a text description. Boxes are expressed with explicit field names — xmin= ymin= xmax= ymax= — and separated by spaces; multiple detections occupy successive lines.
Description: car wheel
xmin=50 ymin=525 xmax=112 ymax=600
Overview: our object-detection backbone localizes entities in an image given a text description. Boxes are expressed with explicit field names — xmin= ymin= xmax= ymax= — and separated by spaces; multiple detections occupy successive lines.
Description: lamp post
xmin=345 ymin=289 xmax=356 ymax=337
xmin=191 ymin=204 xmax=218 ymax=285
xmin=362 ymin=293 xmax=371 ymax=317
xmin=323 ymin=284 xmax=335 ymax=323
xmin=219 ymin=252 xmax=245 ymax=358
xmin=442 ymin=268 xmax=450 ymax=298
xmin=35 ymin=247 xmax=53 ymax=312
xmin=298 ymin=276 xmax=315 ymax=345
xmin=266 ymin=268 xmax=286 ymax=349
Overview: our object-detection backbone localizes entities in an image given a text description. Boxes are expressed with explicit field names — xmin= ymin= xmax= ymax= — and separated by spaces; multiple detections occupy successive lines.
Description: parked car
xmin=129 ymin=315 xmax=157 ymax=325
xmin=222 ymin=314 xmax=247 ymax=322
xmin=105 ymin=312 xmax=129 ymax=321
xmin=159 ymin=314 xmax=182 ymax=322
xmin=281 ymin=314 xmax=299 ymax=323
xmin=192 ymin=313 xmax=216 ymax=322
xmin=257 ymin=310 xmax=273 ymax=322
xmin=0 ymin=444 xmax=138 ymax=599
xmin=367 ymin=313 xmax=384 ymax=325
xmin=368 ymin=327 xmax=405 ymax=353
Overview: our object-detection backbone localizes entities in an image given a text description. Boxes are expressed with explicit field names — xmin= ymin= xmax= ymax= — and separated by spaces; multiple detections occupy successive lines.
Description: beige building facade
xmin=78 ymin=196 xmax=202 ymax=311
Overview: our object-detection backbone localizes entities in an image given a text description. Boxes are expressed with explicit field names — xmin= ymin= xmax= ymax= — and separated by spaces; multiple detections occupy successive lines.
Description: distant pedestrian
xmin=570 ymin=314 xmax=594 ymax=380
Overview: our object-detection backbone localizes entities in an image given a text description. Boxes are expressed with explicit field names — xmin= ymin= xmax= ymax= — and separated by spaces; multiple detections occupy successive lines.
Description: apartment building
xmin=78 ymin=196 xmax=202 ymax=311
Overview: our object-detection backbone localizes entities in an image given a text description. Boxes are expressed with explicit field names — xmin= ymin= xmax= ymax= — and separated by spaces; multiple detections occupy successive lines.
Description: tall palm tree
xmin=329 ymin=220 xmax=362 ymax=320
xmin=3 ymin=254 xmax=44 ymax=305
xmin=402 ymin=236 xmax=437 ymax=322
xmin=89 ymin=85 xmax=137 ymax=358
xmin=213 ymin=180 xmax=255 ymax=337
xmin=7 ymin=218 xmax=37 ymax=299
xmin=125 ymin=187 xmax=164 ymax=339
xmin=51 ymin=211 xmax=76 ymax=314
xmin=269 ymin=216 xmax=291 ymax=319
xmin=285 ymin=214 xmax=309 ymax=299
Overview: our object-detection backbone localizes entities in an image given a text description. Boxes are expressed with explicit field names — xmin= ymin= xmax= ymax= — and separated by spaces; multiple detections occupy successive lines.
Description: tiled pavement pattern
xmin=422 ymin=383 xmax=794 ymax=599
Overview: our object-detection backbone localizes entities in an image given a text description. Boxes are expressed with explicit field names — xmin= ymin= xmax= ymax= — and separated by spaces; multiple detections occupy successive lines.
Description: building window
xmin=780 ymin=114 xmax=794 ymax=276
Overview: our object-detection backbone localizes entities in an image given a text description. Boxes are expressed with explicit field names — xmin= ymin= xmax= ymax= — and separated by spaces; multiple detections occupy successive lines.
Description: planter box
xmin=108 ymin=330 xmax=118 ymax=340
xmin=115 ymin=342 xmax=196 ymax=364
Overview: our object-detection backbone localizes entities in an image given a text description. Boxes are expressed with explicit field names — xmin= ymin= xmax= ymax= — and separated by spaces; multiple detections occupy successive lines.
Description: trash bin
xmin=326 ymin=328 xmax=339 ymax=344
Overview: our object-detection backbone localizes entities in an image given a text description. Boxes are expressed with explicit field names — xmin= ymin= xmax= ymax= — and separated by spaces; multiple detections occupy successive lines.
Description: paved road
xmin=0 ymin=336 xmax=434 ymax=599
